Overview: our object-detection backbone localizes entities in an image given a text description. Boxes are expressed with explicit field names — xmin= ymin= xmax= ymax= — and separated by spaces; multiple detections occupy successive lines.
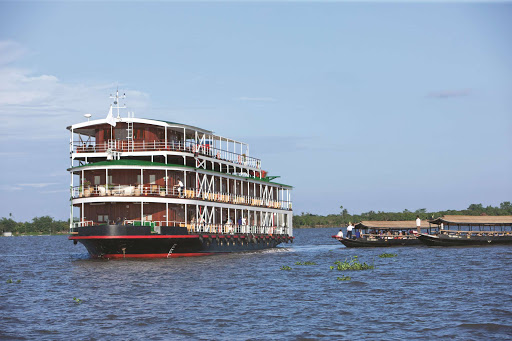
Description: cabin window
xmin=115 ymin=127 xmax=128 ymax=140
xmin=108 ymin=175 xmax=113 ymax=184
xmin=134 ymin=128 xmax=145 ymax=140
xmin=98 ymin=215 xmax=108 ymax=223
xmin=144 ymin=214 xmax=152 ymax=221
xmin=103 ymin=129 xmax=112 ymax=140
xmin=149 ymin=175 xmax=156 ymax=184
xmin=94 ymin=176 xmax=100 ymax=185
xmin=137 ymin=175 xmax=141 ymax=184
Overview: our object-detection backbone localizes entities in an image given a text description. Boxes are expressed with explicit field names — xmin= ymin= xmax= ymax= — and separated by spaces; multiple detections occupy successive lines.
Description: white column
xmin=70 ymin=171 xmax=74 ymax=229
xmin=81 ymin=202 xmax=84 ymax=224
xmin=166 ymin=202 xmax=169 ymax=226
xmin=165 ymin=169 xmax=168 ymax=195
xmin=141 ymin=201 xmax=144 ymax=224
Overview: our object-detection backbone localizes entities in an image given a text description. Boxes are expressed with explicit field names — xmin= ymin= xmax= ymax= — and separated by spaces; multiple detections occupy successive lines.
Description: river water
xmin=1 ymin=227 xmax=512 ymax=340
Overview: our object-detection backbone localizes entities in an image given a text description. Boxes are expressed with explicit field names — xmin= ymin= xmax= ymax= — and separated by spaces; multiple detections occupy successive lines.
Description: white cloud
xmin=0 ymin=41 xmax=151 ymax=141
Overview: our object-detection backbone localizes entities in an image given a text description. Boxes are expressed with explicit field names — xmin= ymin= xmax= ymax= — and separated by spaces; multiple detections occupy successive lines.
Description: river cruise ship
xmin=68 ymin=91 xmax=293 ymax=258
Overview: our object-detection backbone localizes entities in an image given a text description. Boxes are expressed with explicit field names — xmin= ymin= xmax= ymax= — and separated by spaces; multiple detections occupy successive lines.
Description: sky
xmin=0 ymin=1 xmax=511 ymax=221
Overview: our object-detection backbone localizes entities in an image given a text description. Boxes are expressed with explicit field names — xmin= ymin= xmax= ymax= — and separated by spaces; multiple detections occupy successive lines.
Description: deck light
xmin=84 ymin=113 xmax=92 ymax=121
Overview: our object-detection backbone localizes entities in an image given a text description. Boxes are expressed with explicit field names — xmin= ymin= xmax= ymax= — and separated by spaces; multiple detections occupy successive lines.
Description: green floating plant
xmin=336 ymin=276 xmax=351 ymax=281
xmin=280 ymin=266 xmax=292 ymax=271
xmin=6 ymin=278 xmax=21 ymax=284
xmin=295 ymin=261 xmax=317 ymax=266
xmin=73 ymin=297 xmax=82 ymax=304
xmin=330 ymin=256 xmax=374 ymax=271
xmin=6 ymin=278 xmax=13 ymax=284
xmin=378 ymin=253 xmax=397 ymax=258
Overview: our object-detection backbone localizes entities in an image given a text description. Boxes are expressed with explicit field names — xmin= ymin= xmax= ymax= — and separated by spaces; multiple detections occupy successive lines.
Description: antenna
xmin=109 ymin=88 xmax=126 ymax=119
xmin=84 ymin=113 xmax=92 ymax=121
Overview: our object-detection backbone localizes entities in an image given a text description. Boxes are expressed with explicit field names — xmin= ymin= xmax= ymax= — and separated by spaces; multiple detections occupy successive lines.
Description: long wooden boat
xmin=68 ymin=90 xmax=293 ymax=258
xmin=333 ymin=236 xmax=421 ymax=247
xmin=331 ymin=220 xmax=435 ymax=248
xmin=417 ymin=215 xmax=512 ymax=247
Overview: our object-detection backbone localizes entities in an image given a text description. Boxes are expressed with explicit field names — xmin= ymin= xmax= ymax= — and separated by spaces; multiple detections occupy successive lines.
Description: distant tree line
xmin=293 ymin=202 xmax=512 ymax=228
xmin=0 ymin=215 xmax=69 ymax=235
xmin=2 ymin=202 xmax=511 ymax=233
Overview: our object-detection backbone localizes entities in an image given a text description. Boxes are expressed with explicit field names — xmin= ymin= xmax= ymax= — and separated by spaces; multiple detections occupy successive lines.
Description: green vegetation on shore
xmin=2 ymin=201 xmax=510 ymax=234
xmin=293 ymin=202 xmax=512 ymax=228
xmin=0 ymin=215 xmax=69 ymax=235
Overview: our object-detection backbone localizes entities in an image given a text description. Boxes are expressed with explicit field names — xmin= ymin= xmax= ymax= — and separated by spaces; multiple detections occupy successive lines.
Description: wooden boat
xmin=332 ymin=220 xmax=435 ymax=248
xmin=417 ymin=215 xmax=512 ymax=247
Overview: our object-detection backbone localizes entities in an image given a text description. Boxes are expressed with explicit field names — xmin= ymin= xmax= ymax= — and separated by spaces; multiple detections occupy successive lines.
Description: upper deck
xmin=69 ymin=117 xmax=262 ymax=170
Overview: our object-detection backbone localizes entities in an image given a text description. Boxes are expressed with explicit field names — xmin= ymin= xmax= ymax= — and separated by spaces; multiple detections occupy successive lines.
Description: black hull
xmin=70 ymin=225 xmax=293 ymax=258
xmin=417 ymin=234 xmax=512 ymax=247
xmin=332 ymin=236 xmax=421 ymax=248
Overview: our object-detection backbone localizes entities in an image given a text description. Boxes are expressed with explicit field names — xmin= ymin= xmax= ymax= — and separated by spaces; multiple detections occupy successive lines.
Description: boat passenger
xmin=416 ymin=215 xmax=421 ymax=233
xmin=336 ymin=229 xmax=343 ymax=238
xmin=346 ymin=222 xmax=354 ymax=239
xmin=175 ymin=178 xmax=184 ymax=198
xmin=355 ymin=229 xmax=361 ymax=239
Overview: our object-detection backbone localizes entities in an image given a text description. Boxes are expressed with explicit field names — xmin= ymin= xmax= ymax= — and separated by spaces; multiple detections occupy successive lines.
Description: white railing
xmin=74 ymin=140 xmax=262 ymax=169
xmin=71 ymin=185 xmax=292 ymax=210
xmin=73 ymin=220 xmax=291 ymax=236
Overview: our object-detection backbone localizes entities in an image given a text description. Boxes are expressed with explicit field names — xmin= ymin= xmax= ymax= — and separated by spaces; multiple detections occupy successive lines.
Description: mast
xmin=110 ymin=88 xmax=126 ymax=119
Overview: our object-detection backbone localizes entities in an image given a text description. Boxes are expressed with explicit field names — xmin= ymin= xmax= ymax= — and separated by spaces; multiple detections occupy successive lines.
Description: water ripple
xmin=1 ymin=231 xmax=512 ymax=340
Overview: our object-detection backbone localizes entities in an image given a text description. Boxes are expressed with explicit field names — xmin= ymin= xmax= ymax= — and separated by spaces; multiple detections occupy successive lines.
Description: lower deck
xmin=70 ymin=224 xmax=293 ymax=258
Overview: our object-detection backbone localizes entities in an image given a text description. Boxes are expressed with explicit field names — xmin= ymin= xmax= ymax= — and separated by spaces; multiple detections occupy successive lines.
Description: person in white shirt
xmin=416 ymin=216 xmax=421 ymax=233
xmin=346 ymin=222 xmax=354 ymax=239
xmin=336 ymin=229 xmax=344 ymax=238
xmin=175 ymin=178 xmax=184 ymax=198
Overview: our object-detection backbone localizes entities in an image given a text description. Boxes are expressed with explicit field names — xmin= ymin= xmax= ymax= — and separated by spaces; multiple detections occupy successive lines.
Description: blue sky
xmin=0 ymin=1 xmax=510 ymax=221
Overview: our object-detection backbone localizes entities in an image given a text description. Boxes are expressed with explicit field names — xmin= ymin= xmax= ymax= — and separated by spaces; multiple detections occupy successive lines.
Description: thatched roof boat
xmin=418 ymin=215 xmax=512 ymax=246
xmin=332 ymin=220 xmax=436 ymax=248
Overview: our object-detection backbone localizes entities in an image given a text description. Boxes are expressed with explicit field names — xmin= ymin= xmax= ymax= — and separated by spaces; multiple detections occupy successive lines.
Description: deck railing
xmin=71 ymin=185 xmax=292 ymax=210
xmin=73 ymin=140 xmax=261 ymax=169
xmin=71 ymin=221 xmax=291 ymax=236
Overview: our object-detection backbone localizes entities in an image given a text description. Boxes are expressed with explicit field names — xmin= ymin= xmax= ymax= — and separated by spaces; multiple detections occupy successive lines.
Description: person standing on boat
xmin=346 ymin=222 xmax=354 ymax=239
xmin=175 ymin=178 xmax=184 ymax=198
xmin=416 ymin=216 xmax=421 ymax=233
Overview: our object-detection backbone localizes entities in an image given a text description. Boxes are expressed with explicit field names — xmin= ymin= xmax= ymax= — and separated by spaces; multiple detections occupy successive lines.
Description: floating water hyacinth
xmin=73 ymin=297 xmax=82 ymax=304
xmin=330 ymin=256 xmax=374 ymax=271
xmin=280 ymin=266 xmax=292 ymax=271
xmin=294 ymin=261 xmax=317 ymax=265
xmin=378 ymin=253 xmax=397 ymax=258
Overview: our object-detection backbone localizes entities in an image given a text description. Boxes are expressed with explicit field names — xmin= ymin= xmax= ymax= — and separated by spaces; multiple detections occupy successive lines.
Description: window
xmin=137 ymin=175 xmax=141 ymax=184
xmin=94 ymin=176 xmax=100 ymax=185
xmin=98 ymin=215 xmax=108 ymax=223
xmin=108 ymin=175 xmax=113 ymax=184
xmin=149 ymin=175 xmax=156 ymax=184
xmin=135 ymin=128 xmax=145 ymax=140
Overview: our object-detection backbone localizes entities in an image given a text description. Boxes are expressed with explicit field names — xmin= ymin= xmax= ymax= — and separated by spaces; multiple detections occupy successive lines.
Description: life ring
xmin=216 ymin=152 xmax=221 ymax=159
